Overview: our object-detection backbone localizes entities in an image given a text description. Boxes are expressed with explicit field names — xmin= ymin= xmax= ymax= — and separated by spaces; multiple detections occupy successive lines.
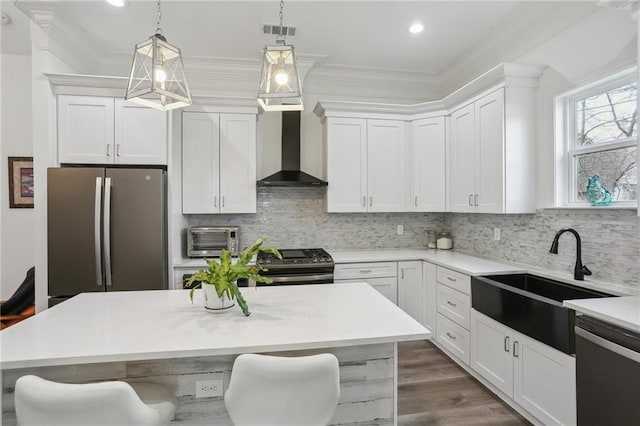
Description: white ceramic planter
xmin=202 ymin=284 xmax=235 ymax=313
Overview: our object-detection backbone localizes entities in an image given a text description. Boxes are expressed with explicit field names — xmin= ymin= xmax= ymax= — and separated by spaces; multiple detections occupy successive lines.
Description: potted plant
xmin=185 ymin=237 xmax=281 ymax=316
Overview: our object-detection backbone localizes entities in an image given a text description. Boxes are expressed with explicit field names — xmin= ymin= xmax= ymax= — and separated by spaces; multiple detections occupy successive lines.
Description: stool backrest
xmin=15 ymin=375 xmax=160 ymax=426
xmin=224 ymin=353 xmax=340 ymax=426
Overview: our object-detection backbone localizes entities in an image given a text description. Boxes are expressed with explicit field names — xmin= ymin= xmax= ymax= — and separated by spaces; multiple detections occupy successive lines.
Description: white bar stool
xmin=224 ymin=353 xmax=340 ymax=426
xmin=14 ymin=375 xmax=176 ymax=426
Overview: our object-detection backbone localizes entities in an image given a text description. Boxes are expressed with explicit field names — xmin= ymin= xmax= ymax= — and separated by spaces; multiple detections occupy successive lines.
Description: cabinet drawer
xmin=334 ymin=262 xmax=397 ymax=279
xmin=437 ymin=283 xmax=471 ymax=329
xmin=336 ymin=277 xmax=397 ymax=304
xmin=437 ymin=313 xmax=470 ymax=365
xmin=436 ymin=266 xmax=470 ymax=295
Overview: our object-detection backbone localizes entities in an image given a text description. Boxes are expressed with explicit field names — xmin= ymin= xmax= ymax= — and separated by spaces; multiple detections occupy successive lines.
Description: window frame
xmin=555 ymin=67 xmax=638 ymax=208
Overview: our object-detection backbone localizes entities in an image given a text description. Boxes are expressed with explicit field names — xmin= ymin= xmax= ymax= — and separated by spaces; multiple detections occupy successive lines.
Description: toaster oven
xmin=187 ymin=226 xmax=239 ymax=258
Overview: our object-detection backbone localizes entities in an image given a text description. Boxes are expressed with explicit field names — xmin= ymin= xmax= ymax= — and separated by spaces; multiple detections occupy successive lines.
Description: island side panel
xmin=2 ymin=343 xmax=395 ymax=426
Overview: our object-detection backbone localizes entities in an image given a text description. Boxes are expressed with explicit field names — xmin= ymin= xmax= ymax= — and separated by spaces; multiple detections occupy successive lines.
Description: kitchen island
xmin=1 ymin=282 xmax=429 ymax=425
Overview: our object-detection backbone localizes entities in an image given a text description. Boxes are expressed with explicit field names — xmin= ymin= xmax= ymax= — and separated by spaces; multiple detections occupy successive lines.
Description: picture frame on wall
xmin=8 ymin=157 xmax=34 ymax=208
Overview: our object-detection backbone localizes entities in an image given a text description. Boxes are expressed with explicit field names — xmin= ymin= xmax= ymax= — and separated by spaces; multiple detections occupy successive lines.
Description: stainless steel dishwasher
xmin=575 ymin=316 xmax=640 ymax=425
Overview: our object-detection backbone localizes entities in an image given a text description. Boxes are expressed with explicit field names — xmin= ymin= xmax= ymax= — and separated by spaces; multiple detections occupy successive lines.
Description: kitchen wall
xmin=449 ymin=210 xmax=639 ymax=290
xmin=1 ymin=54 xmax=34 ymax=300
xmin=187 ymin=187 xmax=447 ymax=252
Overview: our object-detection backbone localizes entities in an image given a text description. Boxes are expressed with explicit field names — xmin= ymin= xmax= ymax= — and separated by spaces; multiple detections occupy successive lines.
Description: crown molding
xmin=314 ymin=62 xmax=547 ymax=120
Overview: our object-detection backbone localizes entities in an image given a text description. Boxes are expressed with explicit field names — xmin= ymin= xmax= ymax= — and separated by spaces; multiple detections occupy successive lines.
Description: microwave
xmin=187 ymin=226 xmax=239 ymax=258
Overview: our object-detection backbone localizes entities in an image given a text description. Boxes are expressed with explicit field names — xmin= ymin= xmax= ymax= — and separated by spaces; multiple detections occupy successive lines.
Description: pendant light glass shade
xmin=257 ymin=43 xmax=303 ymax=111
xmin=125 ymin=33 xmax=191 ymax=111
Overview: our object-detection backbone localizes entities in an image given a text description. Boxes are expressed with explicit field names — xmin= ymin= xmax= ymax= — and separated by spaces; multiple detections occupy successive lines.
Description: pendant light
xmin=257 ymin=0 xmax=303 ymax=111
xmin=125 ymin=0 xmax=191 ymax=111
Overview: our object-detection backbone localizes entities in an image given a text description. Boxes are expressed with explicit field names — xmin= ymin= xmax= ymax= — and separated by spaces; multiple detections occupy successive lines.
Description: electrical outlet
xmin=397 ymin=224 xmax=404 ymax=235
xmin=196 ymin=379 xmax=223 ymax=398
xmin=494 ymin=228 xmax=501 ymax=241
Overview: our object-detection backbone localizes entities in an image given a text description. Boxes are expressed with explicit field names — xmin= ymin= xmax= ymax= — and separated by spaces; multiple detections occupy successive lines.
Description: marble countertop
xmin=0 ymin=283 xmax=430 ymax=370
xmin=564 ymin=296 xmax=640 ymax=333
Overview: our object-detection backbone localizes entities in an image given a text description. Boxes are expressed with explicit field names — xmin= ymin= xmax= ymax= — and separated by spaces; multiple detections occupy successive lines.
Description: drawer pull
xmin=513 ymin=341 xmax=519 ymax=358
xmin=504 ymin=336 xmax=510 ymax=352
xmin=447 ymin=276 xmax=457 ymax=282
xmin=446 ymin=332 xmax=457 ymax=340
xmin=359 ymin=269 xmax=372 ymax=273
xmin=446 ymin=300 xmax=457 ymax=307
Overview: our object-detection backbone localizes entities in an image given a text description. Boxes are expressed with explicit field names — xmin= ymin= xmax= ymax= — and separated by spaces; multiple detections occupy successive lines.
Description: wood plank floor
xmin=398 ymin=340 xmax=531 ymax=426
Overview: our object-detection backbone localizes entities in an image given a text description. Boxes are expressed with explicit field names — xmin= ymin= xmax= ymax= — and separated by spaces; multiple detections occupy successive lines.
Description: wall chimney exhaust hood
xmin=257 ymin=111 xmax=328 ymax=187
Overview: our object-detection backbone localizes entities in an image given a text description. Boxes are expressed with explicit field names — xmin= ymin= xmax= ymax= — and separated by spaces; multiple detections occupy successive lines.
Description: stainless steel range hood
xmin=257 ymin=111 xmax=328 ymax=187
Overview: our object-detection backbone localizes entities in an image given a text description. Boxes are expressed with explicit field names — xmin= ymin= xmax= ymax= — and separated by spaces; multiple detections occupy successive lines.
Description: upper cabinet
xmin=58 ymin=95 xmax=167 ymax=165
xmin=448 ymin=86 xmax=536 ymax=214
xmin=182 ymin=111 xmax=256 ymax=214
xmin=410 ymin=116 xmax=446 ymax=212
xmin=324 ymin=117 xmax=407 ymax=212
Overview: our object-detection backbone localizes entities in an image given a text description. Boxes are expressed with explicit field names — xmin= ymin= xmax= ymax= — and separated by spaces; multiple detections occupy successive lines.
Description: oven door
xmin=239 ymin=270 xmax=334 ymax=287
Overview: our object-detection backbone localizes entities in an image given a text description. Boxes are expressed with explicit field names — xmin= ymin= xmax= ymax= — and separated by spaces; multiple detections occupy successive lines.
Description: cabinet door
xmin=470 ymin=309 xmax=513 ymax=396
xmin=336 ymin=277 xmax=398 ymax=305
xmin=114 ymin=100 xmax=167 ymax=165
xmin=325 ymin=118 xmax=368 ymax=212
xmin=367 ymin=120 xmax=407 ymax=212
xmin=411 ymin=117 xmax=446 ymax=211
xmin=448 ymin=104 xmax=476 ymax=212
xmin=513 ymin=332 xmax=576 ymax=426
xmin=219 ymin=114 xmax=257 ymax=213
xmin=58 ymin=95 xmax=114 ymax=164
xmin=182 ymin=112 xmax=220 ymax=214
xmin=422 ymin=262 xmax=437 ymax=332
xmin=475 ymin=89 xmax=505 ymax=213
xmin=398 ymin=261 xmax=423 ymax=322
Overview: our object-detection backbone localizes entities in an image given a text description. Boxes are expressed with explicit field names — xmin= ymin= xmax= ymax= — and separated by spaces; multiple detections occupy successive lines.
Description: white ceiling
xmin=4 ymin=0 xmax=614 ymax=78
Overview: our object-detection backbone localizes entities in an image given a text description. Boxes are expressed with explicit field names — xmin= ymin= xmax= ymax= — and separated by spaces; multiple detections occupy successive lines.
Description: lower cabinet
xmin=398 ymin=261 xmax=423 ymax=322
xmin=334 ymin=262 xmax=398 ymax=304
xmin=470 ymin=308 xmax=576 ymax=426
xmin=435 ymin=266 xmax=471 ymax=366
xmin=421 ymin=262 xmax=437 ymax=332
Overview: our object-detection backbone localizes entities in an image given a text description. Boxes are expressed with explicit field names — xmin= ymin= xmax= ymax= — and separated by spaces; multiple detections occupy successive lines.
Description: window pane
xmin=575 ymin=82 xmax=637 ymax=146
xmin=576 ymin=146 xmax=638 ymax=202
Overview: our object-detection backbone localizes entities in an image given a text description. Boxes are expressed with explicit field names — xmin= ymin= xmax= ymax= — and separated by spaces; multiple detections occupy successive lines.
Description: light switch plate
xmin=397 ymin=224 xmax=404 ymax=235
xmin=494 ymin=228 xmax=501 ymax=241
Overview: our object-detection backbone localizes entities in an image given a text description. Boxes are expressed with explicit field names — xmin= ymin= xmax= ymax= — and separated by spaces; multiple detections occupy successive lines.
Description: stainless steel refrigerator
xmin=48 ymin=167 xmax=167 ymax=304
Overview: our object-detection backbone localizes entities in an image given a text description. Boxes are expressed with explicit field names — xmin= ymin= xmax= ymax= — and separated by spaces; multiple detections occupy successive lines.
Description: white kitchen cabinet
xmin=421 ymin=261 xmax=437 ymax=332
xmin=398 ymin=261 xmax=423 ymax=322
xmin=324 ymin=117 xmax=407 ymax=212
xmin=410 ymin=117 xmax=446 ymax=212
xmin=470 ymin=309 xmax=577 ymax=426
xmin=58 ymin=95 xmax=167 ymax=165
xmin=435 ymin=266 xmax=471 ymax=365
xmin=182 ymin=112 xmax=256 ymax=214
xmin=448 ymin=86 xmax=535 ymax=213
xmin=334 ymin=262 xmax=397 ymax=304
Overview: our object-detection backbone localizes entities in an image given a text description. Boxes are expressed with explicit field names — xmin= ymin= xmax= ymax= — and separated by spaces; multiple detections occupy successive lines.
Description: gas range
xmin=252 ymin=248 xmax=335 ymax=285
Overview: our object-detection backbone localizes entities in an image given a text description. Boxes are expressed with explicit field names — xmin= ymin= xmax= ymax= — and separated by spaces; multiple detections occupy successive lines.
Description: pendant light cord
xmin=155 ymin=0 xmax=163 ymax=35
xmin=277 ymin=0 xmax=285 ymax=41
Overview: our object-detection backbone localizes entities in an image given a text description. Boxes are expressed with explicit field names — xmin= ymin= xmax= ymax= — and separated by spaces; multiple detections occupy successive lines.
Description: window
xmin=556 ymin=68 xmax=637 ymax=207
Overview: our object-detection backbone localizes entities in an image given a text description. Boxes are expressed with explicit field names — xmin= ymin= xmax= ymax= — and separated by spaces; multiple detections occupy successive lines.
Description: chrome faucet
xmin=549 ymin=228 xmax=592 ymax=281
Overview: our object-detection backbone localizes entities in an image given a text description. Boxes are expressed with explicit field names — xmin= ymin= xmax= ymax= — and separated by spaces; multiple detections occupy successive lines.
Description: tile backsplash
xmin=188 ymin=188 xmax=639 ymax=289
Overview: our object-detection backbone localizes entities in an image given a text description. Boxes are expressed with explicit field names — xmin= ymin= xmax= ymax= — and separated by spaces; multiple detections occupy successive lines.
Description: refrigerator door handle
xmin=94 ymin=177 xmax=103 ymax=286
xmin=103 ymin=177 xmax=113 ymax=287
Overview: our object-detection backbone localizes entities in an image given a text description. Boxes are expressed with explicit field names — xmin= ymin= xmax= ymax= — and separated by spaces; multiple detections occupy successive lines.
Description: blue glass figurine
xmin=586 ymin=175 xmax=612 ymax=206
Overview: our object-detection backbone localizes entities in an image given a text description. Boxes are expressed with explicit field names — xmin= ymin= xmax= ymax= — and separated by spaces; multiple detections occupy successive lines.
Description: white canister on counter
xmin=436 ymin=231 xmax=453 ymax=250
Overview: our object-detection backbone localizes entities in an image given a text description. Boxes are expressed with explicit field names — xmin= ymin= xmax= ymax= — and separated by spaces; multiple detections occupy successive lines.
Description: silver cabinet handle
xmin=362 ymin=196 xmax=366 ymax=207
xmin=513 ymin=341 xmax=519 ymax=358
xmin=103 ymin=177 xmax=112 ymax=287
xmin=369 ymin=196 xmax=373 ymax=207
xmin=94 ymin=177 xmax=103 ymax=287
xmin=401 ymin=269 xmax=405 ymax=279
xmin=504 ymin=336 xmax=510 ymax=352
xmin=446 ymin=332 xmax=457 ymax=340
xmin=446 ymin=300 xmax=457 ymax=307
xmin=468 ymin=194 xmax=473 ymax=206
xmin=106 ymin=144 xmax=111 ymax=157
xmin=214 ymin=196 xmax=217 ymax=208
xmin=116 ymin=144 xmax=121 ymax=157
xmin=474 ymin=194 xmax=478 ymax=206
xmin=415 ymin=196 xmax=418 ymax=207
xmin=447 ymin=276 xmax=457 ymax=282
xmin=222 ymin=196 xmax=225 ymax=208
xmin=359 ymin=269 xmax=372 ymax=273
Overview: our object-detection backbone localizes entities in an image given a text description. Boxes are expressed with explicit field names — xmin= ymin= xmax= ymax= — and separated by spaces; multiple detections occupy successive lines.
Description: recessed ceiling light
xmin=409 ymin=23 xmax=424 ymax=34
xmin=105 ymin=0 xmax=127 ymax=7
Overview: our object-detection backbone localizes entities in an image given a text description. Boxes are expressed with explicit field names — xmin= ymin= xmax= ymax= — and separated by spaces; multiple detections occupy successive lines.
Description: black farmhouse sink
xmin=471 ymin=274 xmax=614 ymax=354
